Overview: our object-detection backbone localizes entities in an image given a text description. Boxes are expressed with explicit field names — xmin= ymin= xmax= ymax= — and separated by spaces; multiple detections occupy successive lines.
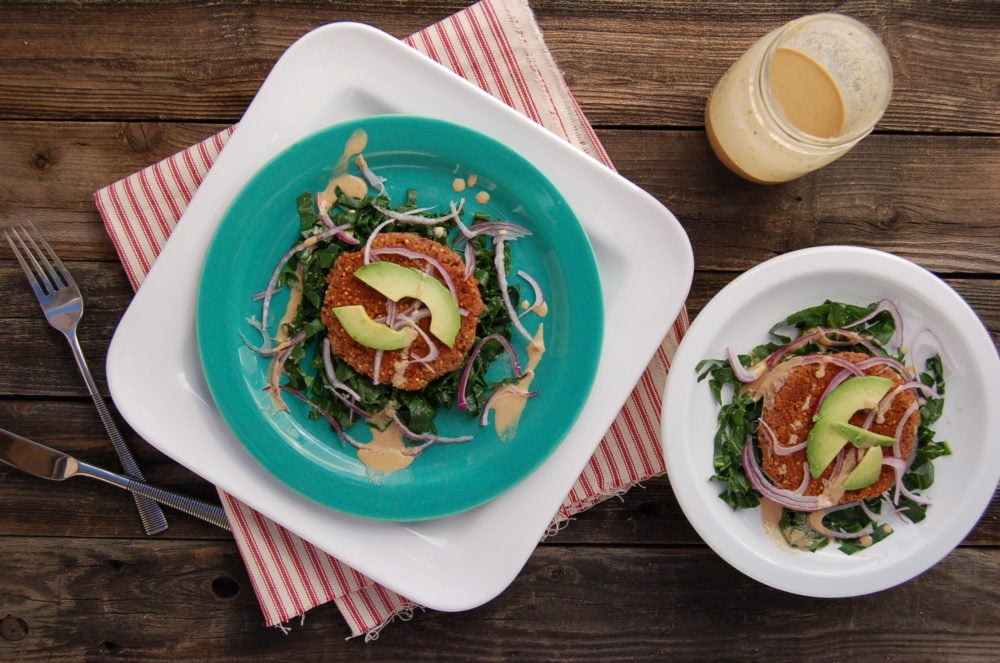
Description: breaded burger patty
xmin=321 ymin=232 xmax=485 ymax=391
xmin=758 ymin=351 xmax=920 ymax=503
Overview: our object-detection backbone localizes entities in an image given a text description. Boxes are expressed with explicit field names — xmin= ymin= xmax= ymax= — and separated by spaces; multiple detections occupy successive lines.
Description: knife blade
xmin=0 ymin=426 xmax=229 ymax=531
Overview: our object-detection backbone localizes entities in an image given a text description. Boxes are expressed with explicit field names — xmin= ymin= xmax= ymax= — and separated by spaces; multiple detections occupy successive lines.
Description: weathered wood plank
xmin=2 ymin=122 xmax=998 ymax=274
xmin=538 ymin=0 xmax=1000 ymax=131
xmin=0 ymin=399 xmax=227 ymax=539
xmin=0 ymin=539 xmax=996 ymax=661
xmin=0 ymin=262 xmax=996 ymax=395
xmin=0 ymin=394 xmax=996 ymax=546
xmin=0 ymin=1 xmax=997 ymax=133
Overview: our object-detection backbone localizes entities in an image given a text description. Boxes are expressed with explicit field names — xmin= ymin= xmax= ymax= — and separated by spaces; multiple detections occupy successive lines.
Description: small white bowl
xmin=662 ymin=245 xmax=1000 ymax=597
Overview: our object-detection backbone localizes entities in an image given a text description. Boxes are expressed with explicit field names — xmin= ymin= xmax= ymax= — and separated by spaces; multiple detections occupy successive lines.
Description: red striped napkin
xmin=95 ymin=0 xmax=688 ymax=639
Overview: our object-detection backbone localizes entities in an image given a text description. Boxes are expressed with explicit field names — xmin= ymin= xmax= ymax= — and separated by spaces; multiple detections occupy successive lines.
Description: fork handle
xmin=64 ymin=332 xmax=170 ymax=535
xmin=75 ymin=460 xmax=230 ymax=531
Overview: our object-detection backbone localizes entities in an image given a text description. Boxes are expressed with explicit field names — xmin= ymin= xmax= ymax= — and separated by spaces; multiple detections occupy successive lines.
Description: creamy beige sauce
xmin=268 ymin=264 xmax=305 ymax=411
xmin=317 ymin=129 xmax=370 ymax=213
xmin=357 ymin=420 xmax=415 ymax=473
xmin=760 ymin=498 xmax=793 ymax=550
xmin=490 ymin=325 xmax=545 ymax=440
xmin=769 ymin=48 xmax=846 ymax=139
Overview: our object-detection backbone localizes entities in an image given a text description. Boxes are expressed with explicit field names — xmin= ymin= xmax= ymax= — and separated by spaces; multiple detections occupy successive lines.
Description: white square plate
xmin=107 ymin=22 xmax=692 ymax=611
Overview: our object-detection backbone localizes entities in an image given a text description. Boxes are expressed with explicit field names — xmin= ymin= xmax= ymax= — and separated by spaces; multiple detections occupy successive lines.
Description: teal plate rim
xmin=196 ymin=114 xmax=603 ymax=521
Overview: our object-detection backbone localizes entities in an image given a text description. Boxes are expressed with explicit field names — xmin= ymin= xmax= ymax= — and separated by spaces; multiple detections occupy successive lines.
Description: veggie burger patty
xmin=321 ymin=232 xmax=485 ymax=391
xmin=759 ymin=351 xmax=920 ymax=503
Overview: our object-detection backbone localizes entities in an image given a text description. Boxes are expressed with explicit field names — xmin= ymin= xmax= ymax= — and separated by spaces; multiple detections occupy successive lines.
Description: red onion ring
xmin=457 ymin=333 xmax=525 ymax=411
xmin=516 ymin=269 xmax=545 ymax=318
xmin=844 ymin=299 xmax=902 ymax=346
xmin=807 ymin=504 xmax=873 ymax=540
xmin=494 ymin=237 xmax=535 ymax=344
xmin=757 ymin=418 xmax=807 ymax=456
xmin=479 ymin=384 xmax=541 ymax=427
xmin=855 ymin=355 xmax=913 ymax=381
xmin=742 ymin=436 xmax=825 ymax=512
xmin=725 ymin=346 xmax=757 ymax=383
xmin=387 ymin=410 xmax=472 ymax=447
xmin=909 ymin=327 xmax=955 ymax=372
xmin=269 ymin=385 xmax=363 ymax=449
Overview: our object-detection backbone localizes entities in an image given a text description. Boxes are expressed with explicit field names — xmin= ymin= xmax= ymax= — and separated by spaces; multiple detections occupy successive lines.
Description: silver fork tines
xmin=5 ymin=222 xmax=169 ymax=535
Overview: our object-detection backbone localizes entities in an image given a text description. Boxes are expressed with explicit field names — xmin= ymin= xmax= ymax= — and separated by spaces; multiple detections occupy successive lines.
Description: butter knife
xmin=0 ymin=426 xmax=230 ymax=531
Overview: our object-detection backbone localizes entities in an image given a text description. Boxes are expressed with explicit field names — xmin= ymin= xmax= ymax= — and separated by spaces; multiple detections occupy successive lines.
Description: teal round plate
xmin=196 ymin=115 xmax=603 ymax=521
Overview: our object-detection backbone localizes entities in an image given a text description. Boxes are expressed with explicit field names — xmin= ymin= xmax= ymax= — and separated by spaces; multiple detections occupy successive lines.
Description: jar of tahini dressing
xmin=706 ymin=13 xmax=893 ymax=183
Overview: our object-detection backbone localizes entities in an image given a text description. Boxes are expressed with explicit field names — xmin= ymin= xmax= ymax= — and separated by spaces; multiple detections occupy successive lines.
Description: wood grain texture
xmin=0 ymin=0 xmax=997 ymax=658
xmin=0 ymin=539 xmax=997 ymax=661
xmin=0 ymin=1 xmax=997 ymax=132
xmin=1 ymin=121 xmax=998 ymax=274
xmin=537 ymin=0 xmax=1000 ymax=131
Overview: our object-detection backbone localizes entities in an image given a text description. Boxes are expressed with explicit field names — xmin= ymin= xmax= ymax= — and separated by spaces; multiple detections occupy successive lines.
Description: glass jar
xmin=705 ymin=13 xmax=893 ymax=183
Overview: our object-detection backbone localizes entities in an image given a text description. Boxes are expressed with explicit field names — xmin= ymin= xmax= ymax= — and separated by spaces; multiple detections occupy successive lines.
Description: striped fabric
xmin=94 ymin=0 xmax=688 ymax=639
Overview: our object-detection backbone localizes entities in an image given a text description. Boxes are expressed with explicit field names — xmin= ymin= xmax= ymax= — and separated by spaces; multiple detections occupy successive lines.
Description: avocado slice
xmin=829 ymin=420 xmax=896 ymax=449
xmin=842 ymin=446 xmax=884 ymax=490
xmin=353 ymin=261 xmax=461 ymax=348
xmin=806 ymin=375 xmax=894 ymax=478
xmin=331 ymin=305 xmax=418 ymax=350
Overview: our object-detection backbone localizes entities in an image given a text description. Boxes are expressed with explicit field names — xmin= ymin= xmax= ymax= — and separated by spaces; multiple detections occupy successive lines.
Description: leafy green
xmin=700 ymin=359 xmax=762 ymax=510
xmin=701 ymin=299 xmax=950 ymax=555
xmin=263 ymin=187 xmax=522 ymax=439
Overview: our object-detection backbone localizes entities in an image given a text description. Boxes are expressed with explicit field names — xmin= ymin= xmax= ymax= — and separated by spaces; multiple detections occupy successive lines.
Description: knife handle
xmin=76 ymin=461 xmax=231 ymax=531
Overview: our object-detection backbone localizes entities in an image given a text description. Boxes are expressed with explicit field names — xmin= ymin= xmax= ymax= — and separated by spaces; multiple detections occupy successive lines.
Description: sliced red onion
xmin=354 ymin=154 xmax=387 ymax=197
xmin=758 ymin=418 xmax=808 ymax=456
xmin=516 ymin=269 xmax=546 ymax=318
xmin=844 ymin=299 xmax=902 ymax=347
xmin=457 ymin=333 xmax=525 ymax=411
xmin=742 ymin=436 xmax=825 ymax=512
xmin=883 ymin=452 xmax=932 ymax=507
xmin=463 ymin=242 xmax=476 ymax=280
xmin=479 ymin=384 xmax=541 ymax=426
xmin=242 ymin=326 xmax=305 ymax=357
xmin=314 ymin=195 xmax=360 ymax=244
xmin=766 ymin=329 xmax=825 ymax=367
xmin=726 ymin=346 xmax=757 ymax=383
xmin=321 ymin=339 xmax=372 ymax=418
xmin=494 ymin=237 xmax=535 ymax=344
xmin=464 ymin=220 xmax=532 ymax=240
xmin=793 ymin=462 xmax=811 ymax=495
xmin=407 ymin=323 xmax=440 ymax=365
xmin=388 ymin=410 xmax=472 ymax=446
xmin=891 ymin=400 xmax=921 ymax=456
xmin=854 ymin=355 xmax=910 ymax=377
xmin=371 ymin=200 xmax=465 ymax=228
xmin=270 ymin=385 xmax=363 ymax=449
xmin=362 ymin=217 xmax=395 ymax=265
xmin=255 ymin=226 xmax=358 ymax=349
xmin=908 ymin=327 xmax=955 ymax=372
xmin=844 ymin=299 xmax=903 ymax=345
xmin=807 ymin=504 xmax=873 ymax=540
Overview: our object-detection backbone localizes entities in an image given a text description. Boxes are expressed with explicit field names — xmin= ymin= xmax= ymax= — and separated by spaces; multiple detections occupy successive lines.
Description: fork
xmin=5 ymin=222 xmax=169 ymax=535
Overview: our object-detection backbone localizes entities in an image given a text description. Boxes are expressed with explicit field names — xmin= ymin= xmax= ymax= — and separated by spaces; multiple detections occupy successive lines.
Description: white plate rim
xmin=662 ymin=245 xmax=1000 ymax=598
xmin=107 ymin=22 xmax=693 ymax=611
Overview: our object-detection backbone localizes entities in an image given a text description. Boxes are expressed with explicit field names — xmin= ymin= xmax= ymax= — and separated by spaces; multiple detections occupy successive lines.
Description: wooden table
xmin=1 ymin=1 xmax=997 ymax=659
